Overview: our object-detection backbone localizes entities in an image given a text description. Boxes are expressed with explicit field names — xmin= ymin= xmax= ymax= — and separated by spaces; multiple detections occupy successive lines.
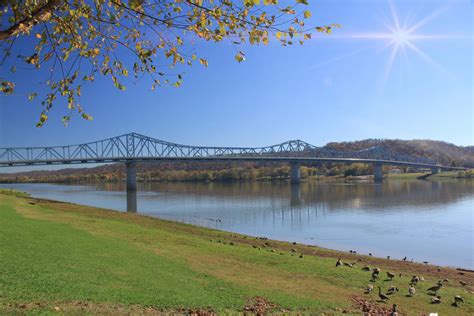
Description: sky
xmin=0 ymin=0 xmax=472 ymax=158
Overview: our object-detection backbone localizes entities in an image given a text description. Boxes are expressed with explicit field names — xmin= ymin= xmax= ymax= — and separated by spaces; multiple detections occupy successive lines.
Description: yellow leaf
xmin=304 ymin=10 xmax=311 ymax=18
xmin=35 ymin=33 xmax=41 ymax=39
xmin=276 ymin=31 xmax=283 ymax=39
xmin=234 ymin=53 xmax=245 ymax=63
xmin=199 ymin=58 xmax=208 ymax=67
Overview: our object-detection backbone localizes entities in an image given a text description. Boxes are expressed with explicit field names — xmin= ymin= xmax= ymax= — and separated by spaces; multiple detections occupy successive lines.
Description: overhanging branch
xmin=0 ymin=0 xmax=60 ymax=41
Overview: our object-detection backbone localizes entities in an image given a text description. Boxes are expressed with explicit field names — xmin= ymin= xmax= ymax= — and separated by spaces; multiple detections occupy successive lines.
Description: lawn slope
xmin=0 ymin=191 xmax=473 ymax=314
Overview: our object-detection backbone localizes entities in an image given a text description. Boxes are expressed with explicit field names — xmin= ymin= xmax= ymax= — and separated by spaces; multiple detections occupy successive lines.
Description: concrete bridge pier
xmin=373 ymin=163 xmax=384 ymax=182
xmin=290 ymin=162 xmax=301 ymax=184
xmin=431 ymin=167 xmax=441 ymax=174
xmin=290 ymin=183 xmax=302 ymax=207
xmin=126 ymin=161 xmax=137 ymax=213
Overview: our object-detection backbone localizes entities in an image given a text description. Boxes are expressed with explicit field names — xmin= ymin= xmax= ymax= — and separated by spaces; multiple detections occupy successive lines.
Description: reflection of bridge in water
xmin=0 ymin=133 xmax=467 ymax=212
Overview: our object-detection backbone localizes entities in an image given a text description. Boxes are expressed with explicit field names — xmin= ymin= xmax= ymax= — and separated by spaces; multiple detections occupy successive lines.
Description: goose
xmin=372 ymin=268 xmax=381 ymax=280
xmin=390 ymin=304 xmax=398 ymax=316
xmin=365 ymin=284 xmax=373 ymax=294
xmin=431 ymin=296 xmax=441 ymax=304
xmin=410 ymin=275 xmax=419 ymax=286
xmin=387 ymin=286 xmax=399 ymax=295
xmin=343 ymin=262 xmax=354 ymax=268
xmin=387 ymin=255 xmax=391 ymax=259
xmin=402 ymin=256 xmax=407 ymax=261
xmin=387 ymin=272 xmax=395 ymax=280
xmin=362 ymin=265 xmax=371 ymax=271
xmin=427 ymin=281 xmax=443 ymax=295
xmin=369 ymin=253 xmax=372 ymax=256
xmin=454 ymin=295 xmax=464 ymax=306
xmin=378 ymin=286 xmax=390 ymax=302
xmin=408 ymin=286 xmax=416 ymax=296
xmin=442 ymin=278 xmax=449 ymax=283
xmin=336 ymin=258 xmax=342 ymax=267
xmin=459 ymin=280 xmax=467 ymax=287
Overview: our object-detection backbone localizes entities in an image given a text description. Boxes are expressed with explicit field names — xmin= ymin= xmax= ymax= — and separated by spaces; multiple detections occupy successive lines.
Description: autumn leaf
xmin=234 ymin=52 xmax=245 ymax=63
xmin=199 ymin=58 xmax=208 ymax=67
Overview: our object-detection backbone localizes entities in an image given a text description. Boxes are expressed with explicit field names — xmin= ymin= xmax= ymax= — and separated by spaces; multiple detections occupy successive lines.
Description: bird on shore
xmin=390 ymin=304 xmax=398 ymax=316
xmin=387 ymin=255 xmax=391 ymax=259
xmin=387 ymin=271 xmax=395 ymax=280
xmin=336 ymin=258 xmax=342 ymax=267
xmin=365 ymin=284 xmax=374 ymax=294
xmin=369 ymin=253 xmax=372 ymax=256
xmin=378 ymin=287 xmax=390 ymax=302
xmin=410 ymin=275 xmax=419 ymax=286
xmin=408 ymin=286 xmax=416 ymax=296
xmin=387 ymin=286 xmax=399 ymax=295
xmin=343 ymin=262 xmax=354 ymax=268
xmin=453 ymin=295 xmax=464 ymax=307
xmin=402 ymin=256 xmax=407 ymax=261
xmin=372 ymin=268 xmax=381 ymax=281
xmin=431 ymin=296 xmax=441 ymax=304
xmin=427 ymin=281 xmax=443 ymax=295
xmin=459 ymin=280 xmax=467 ymax=287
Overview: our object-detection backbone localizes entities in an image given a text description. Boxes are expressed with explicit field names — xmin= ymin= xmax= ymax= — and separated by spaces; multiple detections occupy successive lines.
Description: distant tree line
xmin=0 ymin=163 xmax=382 ymax=183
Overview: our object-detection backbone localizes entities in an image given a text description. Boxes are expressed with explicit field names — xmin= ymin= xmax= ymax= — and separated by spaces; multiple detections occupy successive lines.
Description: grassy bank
xmin=0 ymin=191 xmax=473 ymax=315
xmin=387 ymin=171 xmax=463 ymax=181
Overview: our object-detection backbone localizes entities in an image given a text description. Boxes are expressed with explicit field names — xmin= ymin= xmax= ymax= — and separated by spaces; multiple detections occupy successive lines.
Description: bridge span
xmin=0 ymin=133 xmax=467 ymax=212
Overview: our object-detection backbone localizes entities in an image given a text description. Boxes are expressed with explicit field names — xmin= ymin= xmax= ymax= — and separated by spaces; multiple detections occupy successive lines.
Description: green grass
xmin=387 ymin=171 xmax=462 ymax=181
xmin=0 ymin=192 xmax=473 ymax=315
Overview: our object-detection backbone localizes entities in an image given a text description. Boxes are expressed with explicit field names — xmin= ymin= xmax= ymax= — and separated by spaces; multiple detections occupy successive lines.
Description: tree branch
xmin=0 ymin=0 xmax=60 ymax=41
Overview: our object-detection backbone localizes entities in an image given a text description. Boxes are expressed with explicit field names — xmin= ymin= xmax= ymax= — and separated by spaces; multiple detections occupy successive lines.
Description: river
xmin=1 ymin=180 xmax=473 ymax=269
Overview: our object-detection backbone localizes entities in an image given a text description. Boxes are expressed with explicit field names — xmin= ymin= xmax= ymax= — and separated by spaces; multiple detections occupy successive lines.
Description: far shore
xmin=0 ymin=171 xmax=471 ymax=185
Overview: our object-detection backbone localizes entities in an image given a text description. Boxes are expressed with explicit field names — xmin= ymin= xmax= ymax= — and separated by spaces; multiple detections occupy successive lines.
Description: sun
xmin=391 ymin=30 xmax=411 ymax=46
xmin=353 ymin=0 xmax=451 ymax=83
xmin=309 ymin=1 xmax=468 ymax=77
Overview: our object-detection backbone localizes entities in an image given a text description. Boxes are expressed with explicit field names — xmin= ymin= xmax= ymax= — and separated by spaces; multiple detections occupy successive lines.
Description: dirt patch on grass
xmin=350 ymin=295 xmax=398 ymax=315
xmin=1 ymin=301 xmax=217 ymax=315
xmin=243 ymin=296 xmax=282 ymax=315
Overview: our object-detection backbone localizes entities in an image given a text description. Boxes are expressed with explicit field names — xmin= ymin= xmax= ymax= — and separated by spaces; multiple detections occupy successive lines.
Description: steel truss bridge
xmin=0 ymin=133 xmax=467 ymax=212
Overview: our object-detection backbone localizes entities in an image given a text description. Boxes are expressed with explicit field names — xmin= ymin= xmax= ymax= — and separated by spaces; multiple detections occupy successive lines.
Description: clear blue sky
xmin=0 ymin=0 xmax=472 ymax=153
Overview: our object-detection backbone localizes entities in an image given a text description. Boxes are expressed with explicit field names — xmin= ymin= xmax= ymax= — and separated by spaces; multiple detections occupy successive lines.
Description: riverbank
xmin=2 ymin=171 xmax=469 ymax=185
xmin=1 ymin=190 xmax=473 ymax=315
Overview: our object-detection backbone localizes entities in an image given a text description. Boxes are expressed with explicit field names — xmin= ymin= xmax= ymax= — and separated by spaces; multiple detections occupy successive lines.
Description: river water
xmin=1 ymin=180 xmax=473 ymax=269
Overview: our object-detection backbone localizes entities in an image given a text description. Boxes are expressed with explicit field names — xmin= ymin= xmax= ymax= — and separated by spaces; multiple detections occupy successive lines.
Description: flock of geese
xmin=335 ymin=258 xmax=467 ymax=311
